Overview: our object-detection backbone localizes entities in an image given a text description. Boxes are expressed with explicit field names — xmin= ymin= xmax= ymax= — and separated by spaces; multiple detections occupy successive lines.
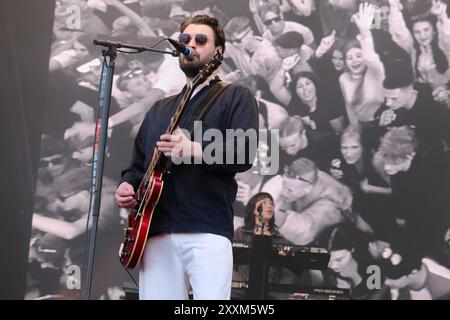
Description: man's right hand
xmin=379 ymin=109 xmax=397 ymax=126
xmin=115 ymin=182 xmax=137 ymax=208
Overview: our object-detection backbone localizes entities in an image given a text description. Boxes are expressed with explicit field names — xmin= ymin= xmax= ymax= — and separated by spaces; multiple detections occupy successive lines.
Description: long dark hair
xmin=411 ymin=15 xmax=449 ymax=76
xmin=243 ymin=192 xmax=277 ymax=233
xmin=292 ymin=72 xmax=325 ymax=101
xmin=290 ymin=71 xmax=326 ymax=113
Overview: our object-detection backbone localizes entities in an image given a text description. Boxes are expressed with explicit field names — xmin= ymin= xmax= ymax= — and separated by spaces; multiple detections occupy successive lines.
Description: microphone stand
xmin=81 ymin=39 xmax=177 ymax=300
xmin=246 ymin=204 xmax=271 ymax=299
xmin=257 ymin=204 xmax=265 ymax=235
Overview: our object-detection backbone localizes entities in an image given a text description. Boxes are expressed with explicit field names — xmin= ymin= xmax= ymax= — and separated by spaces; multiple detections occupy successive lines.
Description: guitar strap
xmin=184 ymin=80 xmax=231 ymax=135
xmin=163 ymin=80 xmax=231 ymax=171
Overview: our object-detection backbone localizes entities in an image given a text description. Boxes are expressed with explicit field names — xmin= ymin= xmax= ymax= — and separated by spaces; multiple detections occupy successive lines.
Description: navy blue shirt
xmin=120 ymin=80 xmax=259 ymax=241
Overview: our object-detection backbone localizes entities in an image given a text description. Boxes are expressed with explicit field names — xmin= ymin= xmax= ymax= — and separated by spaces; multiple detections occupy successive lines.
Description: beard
xmin=179 ymin=57 xmax=207 ymax=78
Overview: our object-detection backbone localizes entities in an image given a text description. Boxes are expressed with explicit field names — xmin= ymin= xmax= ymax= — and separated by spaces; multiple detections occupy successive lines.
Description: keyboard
xmin=232 ymin=241 xmax=330 ymax=270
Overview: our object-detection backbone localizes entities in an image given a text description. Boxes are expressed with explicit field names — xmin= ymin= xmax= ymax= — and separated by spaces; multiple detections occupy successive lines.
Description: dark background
xmin=0 ymin=0 xmax=55 ymax=299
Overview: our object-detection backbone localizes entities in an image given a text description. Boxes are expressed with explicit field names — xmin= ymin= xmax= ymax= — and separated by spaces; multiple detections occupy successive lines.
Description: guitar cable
xmin=125 ymin=267 xmax=139 ymax=289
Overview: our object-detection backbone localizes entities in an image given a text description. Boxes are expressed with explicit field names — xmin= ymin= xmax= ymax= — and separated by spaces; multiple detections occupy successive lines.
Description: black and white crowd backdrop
xmin=2 ymin=0 xmax=450 ymax=300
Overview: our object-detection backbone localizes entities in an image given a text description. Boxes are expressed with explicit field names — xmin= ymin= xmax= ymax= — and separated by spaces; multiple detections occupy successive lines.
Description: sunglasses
xmin=40 ymin=157 xmax=64 ymax=167
xmin=232 ymin=28 xmax=252 ymax=44
xmin=122 ymin=69 xmax=144 ymax=79
xmin=178 ymin=33 xmax=208 ymax=46
xmin=283 ymin=166 xmax=313 ymax=185
xmin=263 ymin=16 xmax=281 ymax=26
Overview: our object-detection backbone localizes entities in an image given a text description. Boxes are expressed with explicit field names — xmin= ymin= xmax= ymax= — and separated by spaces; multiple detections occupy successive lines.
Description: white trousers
xmin=139 ymin=233 xmax=233 ymax=300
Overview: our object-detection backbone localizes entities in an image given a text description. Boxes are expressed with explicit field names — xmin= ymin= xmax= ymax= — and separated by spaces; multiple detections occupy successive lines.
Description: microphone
xmin=167 ymin=38 xmax=195 ymax=61
xmin=257 ymin=203 xmax=263 ymax=215
xmin=93 ymin=39 xmax=123 ymax=47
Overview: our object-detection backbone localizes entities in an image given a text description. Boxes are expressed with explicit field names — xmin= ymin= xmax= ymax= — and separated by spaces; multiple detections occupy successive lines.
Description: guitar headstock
xmin=192 ymin=50 xmax=223 ymax=89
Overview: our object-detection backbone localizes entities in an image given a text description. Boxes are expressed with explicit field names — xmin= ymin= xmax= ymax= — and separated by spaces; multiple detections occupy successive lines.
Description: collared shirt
xmin=120 ymin=79 xmax=259 ymax=241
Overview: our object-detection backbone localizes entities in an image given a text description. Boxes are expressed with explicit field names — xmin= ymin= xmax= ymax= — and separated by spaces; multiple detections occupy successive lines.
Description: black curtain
xmin=0 ymin=0 xmax=54 ymax=299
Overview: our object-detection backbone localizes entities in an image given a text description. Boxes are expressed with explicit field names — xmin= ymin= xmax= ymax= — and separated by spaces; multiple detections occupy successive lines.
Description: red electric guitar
xmin=119 ymin=51 xmax=224 ymax=269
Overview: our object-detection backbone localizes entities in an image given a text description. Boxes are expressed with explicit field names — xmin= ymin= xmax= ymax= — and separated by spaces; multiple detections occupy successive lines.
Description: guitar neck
xmin=150 ymin=84 xmax=195 ymax=173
